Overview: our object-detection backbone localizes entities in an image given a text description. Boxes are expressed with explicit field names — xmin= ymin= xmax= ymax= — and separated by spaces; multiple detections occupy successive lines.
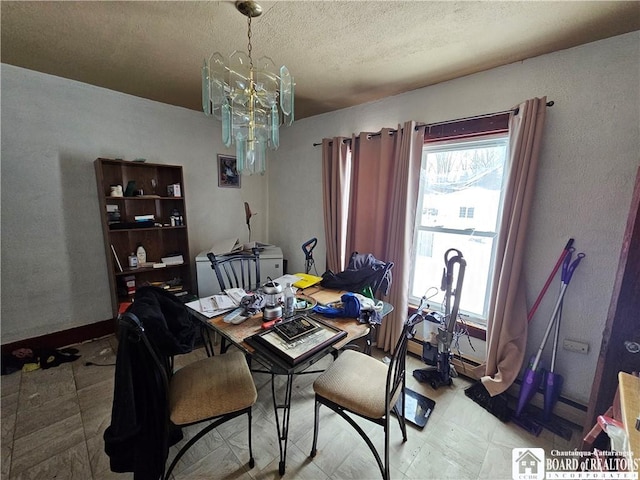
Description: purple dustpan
xmin=543 ymin=370 xmax=564 ymax=421
xmin=516 ymin=366 xmax=543 ymax=417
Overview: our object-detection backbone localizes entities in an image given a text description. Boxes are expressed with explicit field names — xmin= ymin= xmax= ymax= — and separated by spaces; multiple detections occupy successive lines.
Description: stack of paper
xmin=161 ymin=255 xmax=184 ymax=265
xmin=225 ymin=288 xmax=247 ymax=304
xmin=211 ymin=295 xmax=236 ymax=310
xmin=208 ymin=238 xmax=273 ymax=256
xmin=186 ymin=289 xmax=247 ymax=318
xmin=207 ymin=238 xmax=243 ymax=256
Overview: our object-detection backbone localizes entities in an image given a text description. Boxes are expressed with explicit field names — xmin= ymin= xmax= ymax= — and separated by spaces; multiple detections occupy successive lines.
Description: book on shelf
xmin=134 ymin=214 xmax=155 ymax=222
xmin=136 ymin=261 xmax=167 ymax=269
xmin=106 ymin=205 xmax=121 ymax=225
xmin=161 ymin=254 xmax=184 ymax=265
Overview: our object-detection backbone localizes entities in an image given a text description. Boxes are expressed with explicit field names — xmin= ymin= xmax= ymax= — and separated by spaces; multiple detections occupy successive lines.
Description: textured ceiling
xmin=2 ymin=1 xmax=639 ymax=120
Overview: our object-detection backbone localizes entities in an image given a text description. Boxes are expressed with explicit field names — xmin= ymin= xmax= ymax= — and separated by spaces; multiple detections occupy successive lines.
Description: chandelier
xmin=202 ymin=1 xmax=294 ymax=175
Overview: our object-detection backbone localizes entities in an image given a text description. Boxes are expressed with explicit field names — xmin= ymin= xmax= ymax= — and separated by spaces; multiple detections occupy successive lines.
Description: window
xmin=409 ymin=133 xmax=509 ymax=324
xmin=459 ymin=206 xmax=475 ymax=218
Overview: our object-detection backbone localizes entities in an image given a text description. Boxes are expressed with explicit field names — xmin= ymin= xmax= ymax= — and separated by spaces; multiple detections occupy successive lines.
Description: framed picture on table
xmin=217 ymin=154 xmax=241 ymax=188
xmin=246 ymin=314 xmax=347 ymax=366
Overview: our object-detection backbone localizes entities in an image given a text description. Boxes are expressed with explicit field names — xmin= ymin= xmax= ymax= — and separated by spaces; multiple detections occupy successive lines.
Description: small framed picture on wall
xmin=217 ymin=154 xmax=241 ymax=188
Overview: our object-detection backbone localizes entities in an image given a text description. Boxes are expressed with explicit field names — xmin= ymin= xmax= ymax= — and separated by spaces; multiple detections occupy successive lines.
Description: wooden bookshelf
xmin=94 ymin=158 xmax=192 ymax=318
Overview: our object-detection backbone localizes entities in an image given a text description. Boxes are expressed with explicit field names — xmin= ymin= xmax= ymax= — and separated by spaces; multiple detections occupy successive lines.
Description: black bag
xmin=320 ymin=252 xmax=393 ymax=296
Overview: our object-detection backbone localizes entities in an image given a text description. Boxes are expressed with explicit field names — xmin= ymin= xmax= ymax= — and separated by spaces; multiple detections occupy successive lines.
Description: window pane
xmin=419 ymin=140 xmax=506 ymax=232
xmin=411 ymin=135 xmax=508 ymax=323
xmin=411 ymin=230 xmax=495 ymax=318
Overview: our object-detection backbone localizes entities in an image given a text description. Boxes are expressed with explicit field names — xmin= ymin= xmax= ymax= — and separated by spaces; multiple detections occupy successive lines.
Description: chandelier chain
xmin=247 ymin=15 xmax=254 ymax=71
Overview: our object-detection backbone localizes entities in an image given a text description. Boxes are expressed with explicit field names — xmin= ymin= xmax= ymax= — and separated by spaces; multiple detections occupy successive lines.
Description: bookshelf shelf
xmin=95 ymin=158 xmax=193 ymax=318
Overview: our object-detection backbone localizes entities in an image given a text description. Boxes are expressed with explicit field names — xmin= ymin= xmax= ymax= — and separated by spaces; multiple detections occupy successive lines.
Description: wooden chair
xmin=310 ymin=310 xmax=424 ymax=480
xmin=115 ymin=312 xmax=257 ymax=479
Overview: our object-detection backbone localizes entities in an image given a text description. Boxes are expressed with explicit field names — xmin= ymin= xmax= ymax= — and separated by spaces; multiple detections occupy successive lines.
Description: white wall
xmin=269 ymin=32 xmax=640 ymax=404
xmin=1 ymin=65 xmax=269 ymax=343
xmin=2 ymin=31 xmax=638 ymax=404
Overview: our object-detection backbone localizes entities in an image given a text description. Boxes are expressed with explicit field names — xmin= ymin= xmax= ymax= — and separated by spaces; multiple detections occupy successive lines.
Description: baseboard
xmin=408 ymin=337 xmax=587 ymax=428
xmin=1 ymin=319 xmax=116 ymax=355
xmin=506 ymin=383 xmax=587 ymax=428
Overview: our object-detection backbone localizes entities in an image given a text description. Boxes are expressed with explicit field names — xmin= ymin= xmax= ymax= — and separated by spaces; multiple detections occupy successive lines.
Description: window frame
xmin=409 ymin=113 xmax=510 ymax=336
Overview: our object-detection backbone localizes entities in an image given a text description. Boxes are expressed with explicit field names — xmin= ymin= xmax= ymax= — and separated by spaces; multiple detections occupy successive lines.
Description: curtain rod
xmin=312 ymin=100 xmax=554 ymax=146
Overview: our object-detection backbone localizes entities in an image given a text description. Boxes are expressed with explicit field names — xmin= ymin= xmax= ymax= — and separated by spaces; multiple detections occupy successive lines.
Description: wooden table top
xmin=196 ymin=287 xmax=371 ymax=354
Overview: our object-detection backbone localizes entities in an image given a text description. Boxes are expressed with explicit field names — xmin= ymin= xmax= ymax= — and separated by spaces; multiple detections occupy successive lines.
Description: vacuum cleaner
xmin=413 ymin=248 xmax=466 ymax=389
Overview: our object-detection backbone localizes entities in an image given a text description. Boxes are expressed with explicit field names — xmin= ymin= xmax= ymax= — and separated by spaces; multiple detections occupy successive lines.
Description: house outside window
xmin=409 ymin=133 xmax=509 ymax=324
xmin=459 ymin=206 xmax=475 ymax=218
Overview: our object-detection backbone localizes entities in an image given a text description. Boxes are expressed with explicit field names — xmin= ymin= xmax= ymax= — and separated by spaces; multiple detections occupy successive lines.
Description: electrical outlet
xmin=563 ymin=339 xmax=589 ymax=354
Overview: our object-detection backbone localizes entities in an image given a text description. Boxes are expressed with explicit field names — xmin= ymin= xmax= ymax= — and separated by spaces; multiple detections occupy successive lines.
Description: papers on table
xmin=186 ymin=288 xmax=247 ymax=318
xmin=269 ymin=273 xmax=322 ymax=290
xmin=210 ymin=295 xmax=236 ymax=310
xmin=271 ymin=274 xmax=302 ymax=287
xmin=185 ymin=297 xmax=229 ymax=318
xmin=291 ymin=273 xmax=322 ymax=289
xmin=224 ymin=288 xmax=246 ymax=305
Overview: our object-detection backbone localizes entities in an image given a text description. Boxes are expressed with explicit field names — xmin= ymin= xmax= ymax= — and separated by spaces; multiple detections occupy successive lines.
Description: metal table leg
xmin=365 ymin=323 xmax=377 ymax=355
xmin=271 ymin=373 xmax=294 ymax=475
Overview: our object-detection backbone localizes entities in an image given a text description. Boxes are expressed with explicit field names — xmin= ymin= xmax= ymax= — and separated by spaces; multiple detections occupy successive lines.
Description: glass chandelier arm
xmin=202 ymin=60 xmax=211 ymax=116
xmin=222 ymin=102 xmax=232 ymax=147
xmin=285 ymin=80 xmax=295 ymax=126
xmin=279 ymin=66 xmax=293 ymax=116
xmin=270 ymin=104 xmax=279 ymax=148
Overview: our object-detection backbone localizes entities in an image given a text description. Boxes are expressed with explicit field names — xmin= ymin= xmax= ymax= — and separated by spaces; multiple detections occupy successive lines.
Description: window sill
xmin=407 ymin=304 xmax=487 ymax=342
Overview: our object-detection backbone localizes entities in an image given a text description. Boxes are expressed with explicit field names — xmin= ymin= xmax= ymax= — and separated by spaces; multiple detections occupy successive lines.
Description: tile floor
xmin=1 ymin=335 xmax=583 ymax=480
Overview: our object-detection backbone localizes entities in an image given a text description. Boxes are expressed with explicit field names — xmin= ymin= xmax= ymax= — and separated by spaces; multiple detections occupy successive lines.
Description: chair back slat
xmin=207 ymin=248 xmax=261 ymax=291
xmin=385 ymin=311 xmax=423 ymax=411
